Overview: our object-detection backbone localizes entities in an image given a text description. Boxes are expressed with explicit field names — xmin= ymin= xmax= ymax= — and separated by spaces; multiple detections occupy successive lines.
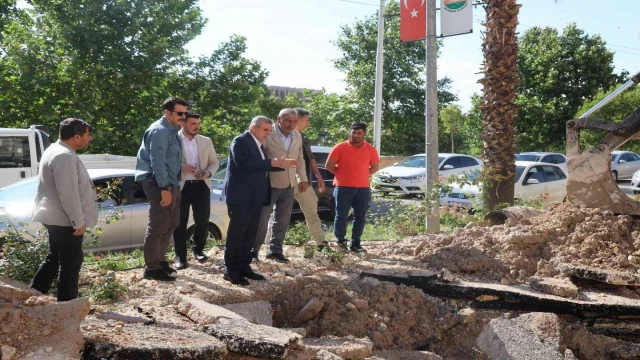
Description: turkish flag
xmin=400 ymin=0 xmax=427 ymax=42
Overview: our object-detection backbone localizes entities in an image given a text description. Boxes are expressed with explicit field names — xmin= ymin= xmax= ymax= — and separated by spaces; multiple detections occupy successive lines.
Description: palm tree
xmin=479 ymin=0 xmax=521 ymax=209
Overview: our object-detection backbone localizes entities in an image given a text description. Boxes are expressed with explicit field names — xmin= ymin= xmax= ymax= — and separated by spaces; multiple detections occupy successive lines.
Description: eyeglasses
xmin=171 ymin=111 xmax=187 ymax=116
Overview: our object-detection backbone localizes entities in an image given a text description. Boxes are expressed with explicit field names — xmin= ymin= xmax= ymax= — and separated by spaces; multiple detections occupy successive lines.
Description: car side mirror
xmin=442 ymin=165 xmax=454 ymax=170
xmin=526 ymin=178 xmax=540 ymax=185
xmin=619 ymin=159 xmax=627 ymax=164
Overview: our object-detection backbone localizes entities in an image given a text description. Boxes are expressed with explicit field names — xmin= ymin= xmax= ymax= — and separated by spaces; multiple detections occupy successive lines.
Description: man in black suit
xmin=222 ymin=116 xmax=295 ymax=285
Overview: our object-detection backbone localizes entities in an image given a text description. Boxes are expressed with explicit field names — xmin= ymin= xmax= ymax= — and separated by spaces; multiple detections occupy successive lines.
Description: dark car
xmin=211 ymin=146 xmax=336 ymax=220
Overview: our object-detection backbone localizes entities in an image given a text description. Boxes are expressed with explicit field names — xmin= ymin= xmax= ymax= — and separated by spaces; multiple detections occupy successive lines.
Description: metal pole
xmin=425 ymin=0 xmax=439 ymax=232
xmin=373 ymin=0 xmax=385 ymax=154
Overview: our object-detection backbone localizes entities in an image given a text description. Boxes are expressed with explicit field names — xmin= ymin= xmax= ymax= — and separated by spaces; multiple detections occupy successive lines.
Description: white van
xmin=0 ymin=125 xmax=136 ymax=189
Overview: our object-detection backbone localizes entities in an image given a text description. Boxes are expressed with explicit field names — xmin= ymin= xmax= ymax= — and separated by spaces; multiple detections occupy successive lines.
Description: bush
xmin=284 ymin=221 xmax=311 ymax=246
xmin=0 ymin=219 xmax=49 ymax=283
xmin=89 ymin=271 xmax=128 ymax=303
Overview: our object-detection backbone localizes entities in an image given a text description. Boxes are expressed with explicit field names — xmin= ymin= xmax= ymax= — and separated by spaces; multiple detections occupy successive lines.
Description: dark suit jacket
xmin=223 ymin=131 xmax=283 ymax=208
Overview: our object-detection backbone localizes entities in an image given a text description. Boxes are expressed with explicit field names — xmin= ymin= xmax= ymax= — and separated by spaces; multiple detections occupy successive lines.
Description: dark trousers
xmin=173 ymin=181 xmax=211 ymax=261
xmin=224 ymin=203 xmax=262 ymax=275
xmin=30 ymin=225 xmax=84 ymax=301
xmin=333 ymin=186 xmax=371 ymax=247
xmin=143 ymin=177 xmax=181 ymax=270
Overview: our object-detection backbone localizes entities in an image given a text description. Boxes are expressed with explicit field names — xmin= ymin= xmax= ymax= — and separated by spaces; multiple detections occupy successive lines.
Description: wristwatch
xmin=161 ymin=185 xmax=171 ymax=191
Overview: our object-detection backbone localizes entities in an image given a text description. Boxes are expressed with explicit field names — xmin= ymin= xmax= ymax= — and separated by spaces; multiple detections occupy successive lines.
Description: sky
xmin=187 ymin=0 xmax=640 ymax=112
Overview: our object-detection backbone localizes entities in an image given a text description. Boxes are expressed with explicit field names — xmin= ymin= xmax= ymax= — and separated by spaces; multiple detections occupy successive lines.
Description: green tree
xmin=575 ymin=85 xmax=640 ymax=154
xmin=440 ymin=104 xmax=466 ymax=153
xmin=0 ymin=0 xmax=206 ymax=155
xmin=516 ymin=23 xmax=627 ymax=152
xmin=333 ymin=0 xmax=456 ymax=155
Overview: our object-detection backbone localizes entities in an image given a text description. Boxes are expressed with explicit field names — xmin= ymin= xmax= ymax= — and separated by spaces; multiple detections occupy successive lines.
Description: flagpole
xmin=373 ymin=0 xmax=385 ymax=155
xmin=425 ymin=0 xmax=439 ymax=232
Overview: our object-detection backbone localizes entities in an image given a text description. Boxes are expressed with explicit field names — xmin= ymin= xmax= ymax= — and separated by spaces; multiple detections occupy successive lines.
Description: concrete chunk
xmin=302 ymin=336 xmax=374 ymax=360
xmin=316 ymin=349 xmax=343 ymax=360
xmin=558 ymin=263 xmax=640 ymax=286
xmin=203 ymin=317 xmax=302 ymax=359
xmin=171 ymin=294 xmax=245 ymax=325
xmin=293 ymin=298 xmax=324 ymax=325
xmin=477 ymin=314 xmax=564 ymax=360
xmin=528 ymin=277 xmax=578 ymax=298
xmin=368 ymin=350 xmax=442 ymax=360
xmin=221 ymin=301 xmax=273 ymax=326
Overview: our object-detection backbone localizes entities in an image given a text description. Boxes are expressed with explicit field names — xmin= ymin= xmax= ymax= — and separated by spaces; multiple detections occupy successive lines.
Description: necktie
xmin=260 ymin=144 xmax=266 ymax=159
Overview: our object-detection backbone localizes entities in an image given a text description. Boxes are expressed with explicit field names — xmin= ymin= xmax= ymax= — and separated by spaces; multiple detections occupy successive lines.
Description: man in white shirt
xmin=173 ymin=111 xmax=220 ymax=269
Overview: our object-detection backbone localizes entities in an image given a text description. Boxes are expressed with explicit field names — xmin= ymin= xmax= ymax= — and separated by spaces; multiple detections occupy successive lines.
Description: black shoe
xmin=350 ymin=245 xmax=367 ymax=254
xmin=159 ymin=261 xmax=178 ymax=278
xmin=194 ymin=251 xmax=209 ymax=263
xmin=174 ymin=259 xmax=188 ymax=270
xmin=143 ymin=269 xmax=176 ymax=281
xmin=266 ymin=253 xmax=290 ymax=263
xmin=242 ymin=268 xmax=266 ymax=281
xmin=223 ymin=272 xmax=249 ymax=286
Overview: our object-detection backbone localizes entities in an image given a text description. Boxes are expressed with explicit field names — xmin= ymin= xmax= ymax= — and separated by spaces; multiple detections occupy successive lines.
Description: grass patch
xmin=83 ymin=249 xmax=145 ymax=271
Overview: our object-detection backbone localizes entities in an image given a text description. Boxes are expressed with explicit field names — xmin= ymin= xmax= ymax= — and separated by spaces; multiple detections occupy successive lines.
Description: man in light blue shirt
xmin=135 ymin=97 xmax=188 ymax=281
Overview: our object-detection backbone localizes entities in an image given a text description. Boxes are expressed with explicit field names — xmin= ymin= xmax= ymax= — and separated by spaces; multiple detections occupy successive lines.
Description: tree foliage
xmin=333 ymin=0 xmax=456 ymax=155
xmin=516 ymin=23 xmax=627 ymax=152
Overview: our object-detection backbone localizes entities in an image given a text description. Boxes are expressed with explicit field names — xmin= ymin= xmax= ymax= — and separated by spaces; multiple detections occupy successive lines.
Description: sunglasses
xmin=171 ymin=110 xmax=187 ymax=116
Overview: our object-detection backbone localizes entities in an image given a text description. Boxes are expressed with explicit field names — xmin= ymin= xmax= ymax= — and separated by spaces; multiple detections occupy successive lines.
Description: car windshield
xmin=395 ymin=156 xmax=445 ymax=168
xmin=515 ymin=154 xmax=541 ymax=162
xmin=515 ymin=166 xmax=526 ymax=183
xmin=0 ymin=178 xmax=38 ymax=202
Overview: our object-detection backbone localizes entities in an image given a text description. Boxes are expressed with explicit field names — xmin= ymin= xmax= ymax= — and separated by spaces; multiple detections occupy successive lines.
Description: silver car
xmin=611 ymin=151 xmax=640 ymax=181
xmin=0 ymin=168 xmax=229 ymax=252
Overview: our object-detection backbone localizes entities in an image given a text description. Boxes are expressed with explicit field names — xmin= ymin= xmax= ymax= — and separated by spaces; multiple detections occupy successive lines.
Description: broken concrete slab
xmin=301 ymin=336 xmax=374 ymax=360
xmin=360 ymin=269 xmax=437 ymax=286
xmin=203 ymin=317 xmax=302 ymax=359
xmin=169 ymin=294 xmax=245 ymax=325
xmin=316 ymin=349 xmax=343 ymax=360
xmin=0 ymin=276 xmax=41 ymax=303
xmin=94 ymin=306 xmax=155 ymax=325
xmin=589 ymin=319 xmax=640 ymax=337
xmin=293 ymin=297 xmax=324 ymax=325
xmin=367 ymin=350 xmax=443 ymax=359
xmin=528 ymin=277 xmax=578 ymax=298
xmin=1 ymin=295 xmax=89 ymax=360
xmin=557 ymin=263 xmax=640 ymax=286
xmin=82 ymin=322 xmax=227 ymax=360
xmin=221 ymin=300 xmax=273 ymax=326
xmin=477 ymin=315 xmax=564 ymax=360
xmin=360 ymin=271 xmax=640 ymax=317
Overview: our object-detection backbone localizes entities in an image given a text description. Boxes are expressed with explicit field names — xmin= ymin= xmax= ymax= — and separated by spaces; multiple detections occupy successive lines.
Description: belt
xmin=185 ymin=180 xmax=205 ymax=183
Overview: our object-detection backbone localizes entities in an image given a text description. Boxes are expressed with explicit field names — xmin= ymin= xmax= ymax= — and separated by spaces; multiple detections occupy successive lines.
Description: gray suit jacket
xmin=179 ymin=132 xmax=220 ymax=190
xmin=32 ymin=140 xmax=98 ymax=229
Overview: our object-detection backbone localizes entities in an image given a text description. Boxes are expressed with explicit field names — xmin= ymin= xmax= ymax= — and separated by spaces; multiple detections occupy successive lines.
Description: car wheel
xmin=186 ymin=223 xmax=223 ymax=246
xmin=612 ymin=171 xmax=618 ymax=182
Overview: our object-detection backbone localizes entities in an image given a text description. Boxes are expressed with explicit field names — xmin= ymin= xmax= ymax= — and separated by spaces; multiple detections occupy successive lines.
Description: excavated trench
xmin=7 ymin=202 xmax=640 ymax=359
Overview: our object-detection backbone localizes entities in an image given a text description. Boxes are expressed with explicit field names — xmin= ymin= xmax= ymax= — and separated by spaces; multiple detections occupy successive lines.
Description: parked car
xmin=0 ymin=168 xmax=229 ymax=252
xmin=373 ymin=153 xmax=482 ymax=195
xmin=441 ymin=161 xmax=567 ymax=208
xmin=211 ymin=146 xmax=337 ymax=220
xmin=611 ymin=151 xmax=640 ymax=181
xmin=515 ymin=152 xmax=567 ymax=173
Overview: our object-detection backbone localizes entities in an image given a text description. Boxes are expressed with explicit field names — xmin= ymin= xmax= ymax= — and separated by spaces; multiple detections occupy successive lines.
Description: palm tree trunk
xmin=479 ymin=0 xmax=521 ymax=210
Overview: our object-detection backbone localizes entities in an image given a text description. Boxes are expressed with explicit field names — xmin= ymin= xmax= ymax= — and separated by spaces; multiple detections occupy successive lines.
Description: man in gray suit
xmin=173 ymin=111 xmax=219 ymax=269
xmin=30 ymin=118 xmax=97 ymax=301
xmin=252 ymin=108 xmax=307 ymax=263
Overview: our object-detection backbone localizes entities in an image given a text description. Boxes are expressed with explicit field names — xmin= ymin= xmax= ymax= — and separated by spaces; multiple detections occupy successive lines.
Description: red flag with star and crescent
xmin=400 ymin=0 xmax=427 ymax=42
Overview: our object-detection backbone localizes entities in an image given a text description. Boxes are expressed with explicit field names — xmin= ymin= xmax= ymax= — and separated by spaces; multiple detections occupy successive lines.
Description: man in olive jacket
xmin=30 ymin=118 xmax=97 ymax=301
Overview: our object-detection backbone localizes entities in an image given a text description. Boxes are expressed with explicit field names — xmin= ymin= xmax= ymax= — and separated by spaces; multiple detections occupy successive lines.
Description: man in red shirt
xmin=325 ymin=123 xmax=380 ymax=253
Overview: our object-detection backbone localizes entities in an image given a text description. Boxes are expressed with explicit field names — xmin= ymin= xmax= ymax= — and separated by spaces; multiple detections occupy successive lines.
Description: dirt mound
xmin=383 ymin=203 xmax=640 ymax=284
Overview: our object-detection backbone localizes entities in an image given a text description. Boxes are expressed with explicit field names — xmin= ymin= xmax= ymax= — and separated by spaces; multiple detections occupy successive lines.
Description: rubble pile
xmin=384 ymin=203 xmax=640 ymax=284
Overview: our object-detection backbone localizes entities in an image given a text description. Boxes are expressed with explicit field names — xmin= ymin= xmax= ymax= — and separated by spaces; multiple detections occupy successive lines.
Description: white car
xmin=373 ymin=153 xmax=482 ymax=195
xmin=441 ymin=161 xmax=567 ymax=207
xmin=611 ymin=151 xmax=640 ymax=181
xmin=0 ymin=168 xmax=229 ymax=252
xmin=515 ymin=152 xmax=567 ymax=173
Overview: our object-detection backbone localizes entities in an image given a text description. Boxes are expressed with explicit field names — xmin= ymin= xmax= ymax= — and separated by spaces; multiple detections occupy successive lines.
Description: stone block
xmin=221 ymin=301 xmax=273 ymax=326
xmin=302 ymin=336 xmax=373 ymax=360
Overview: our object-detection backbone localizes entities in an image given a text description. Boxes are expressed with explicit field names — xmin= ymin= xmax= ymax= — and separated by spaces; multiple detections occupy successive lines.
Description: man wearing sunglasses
xmin=30 ymin=118 xmax=97 ymax=301
xmin=135 ymin=97 xmax=189 ymax=281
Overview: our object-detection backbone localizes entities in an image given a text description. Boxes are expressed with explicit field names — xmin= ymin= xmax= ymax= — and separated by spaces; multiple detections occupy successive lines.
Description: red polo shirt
xmin=328 ymin=140 xmax=380 ymax=188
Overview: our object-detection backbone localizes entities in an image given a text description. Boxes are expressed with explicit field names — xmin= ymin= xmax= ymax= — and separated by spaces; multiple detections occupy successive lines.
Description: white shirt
xmin=275 ymin=124 xmax=292 ymax=151
xmin=250 ymin=133 xmax=265 ymax=160
xmin=181 ymin=134 xmax=199 ymax=180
